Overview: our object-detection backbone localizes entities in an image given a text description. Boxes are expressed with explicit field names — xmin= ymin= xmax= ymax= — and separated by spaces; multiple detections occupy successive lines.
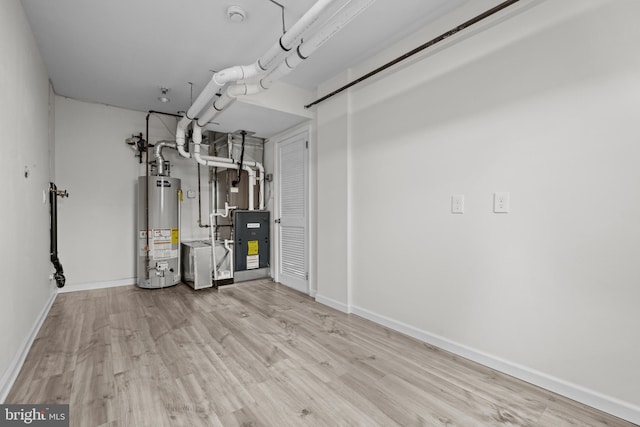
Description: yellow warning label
xmin=248 ymin=240 xmax=259 ymax=256
xmin=171 ymin=228 xmax=179 ymax=244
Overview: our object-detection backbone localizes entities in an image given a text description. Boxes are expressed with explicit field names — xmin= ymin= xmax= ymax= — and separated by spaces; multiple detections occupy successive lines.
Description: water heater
xmin=137 ymin=176 xmax=181 ymax=288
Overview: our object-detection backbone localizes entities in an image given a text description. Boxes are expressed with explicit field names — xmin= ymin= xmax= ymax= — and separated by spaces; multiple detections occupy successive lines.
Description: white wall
xmin=0 ymin=0 xmax=54 ymax=399
xmin=55 ymin=97 xmax=210 ymax=288
xmin=315 ymin=72 xmax=351 ymax=310
xmin=315 ymin=0 xmax=640 ymax=421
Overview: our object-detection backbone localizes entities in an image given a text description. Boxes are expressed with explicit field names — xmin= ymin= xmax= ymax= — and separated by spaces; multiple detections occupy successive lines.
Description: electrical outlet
xmin=494 ymin=192 xmax=510 ymax=213
xmin=451 ymin=195 xmax=464 ymax=214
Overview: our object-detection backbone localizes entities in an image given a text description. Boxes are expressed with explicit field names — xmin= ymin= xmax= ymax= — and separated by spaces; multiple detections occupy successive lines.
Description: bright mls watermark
xmin=0 ymin=405 xmax=68 ymax=426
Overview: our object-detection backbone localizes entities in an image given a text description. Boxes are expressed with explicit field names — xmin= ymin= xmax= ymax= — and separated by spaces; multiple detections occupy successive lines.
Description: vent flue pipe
xmin=154 ymin=140 xmax=177 ymax=176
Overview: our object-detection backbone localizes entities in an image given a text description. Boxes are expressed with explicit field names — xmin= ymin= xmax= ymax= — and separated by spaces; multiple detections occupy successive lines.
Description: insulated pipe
xmin=178 ymin=0 xmax=341 ymax=137
xmin=154 ymin=141 xmax=177 ymax=176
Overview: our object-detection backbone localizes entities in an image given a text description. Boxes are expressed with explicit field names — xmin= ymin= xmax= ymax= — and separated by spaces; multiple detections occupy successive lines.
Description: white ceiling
xmin=21 ymin=0 xmax=467 ymax=137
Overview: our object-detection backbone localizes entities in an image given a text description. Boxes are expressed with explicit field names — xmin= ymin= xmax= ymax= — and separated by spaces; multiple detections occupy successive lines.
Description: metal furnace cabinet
xmin=233 ymin=210 xmax=270 ymax=282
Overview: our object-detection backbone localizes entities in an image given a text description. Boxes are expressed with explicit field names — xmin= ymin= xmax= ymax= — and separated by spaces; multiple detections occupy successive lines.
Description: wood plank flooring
xmin=6 ymin=280 xmax=637 ymax=427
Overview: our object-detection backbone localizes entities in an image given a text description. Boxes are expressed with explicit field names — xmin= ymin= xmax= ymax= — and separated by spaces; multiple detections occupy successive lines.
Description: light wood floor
xmin=7 ymin=279 xmax=636 ymax=427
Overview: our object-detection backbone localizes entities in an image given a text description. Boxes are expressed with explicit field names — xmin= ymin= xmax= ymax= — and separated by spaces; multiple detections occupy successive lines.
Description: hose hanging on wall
xmin=49 ymin=182 xmax=68 ymax=288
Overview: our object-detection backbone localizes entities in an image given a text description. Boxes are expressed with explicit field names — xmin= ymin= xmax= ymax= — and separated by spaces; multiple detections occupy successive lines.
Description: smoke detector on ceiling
xmin=227 ymin=5 xmax=246 ymax=23
xmin=158 ymin=86 xmax=170 ymax=103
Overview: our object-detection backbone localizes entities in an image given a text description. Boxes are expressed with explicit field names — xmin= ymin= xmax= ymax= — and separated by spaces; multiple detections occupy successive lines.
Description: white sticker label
xmin=153 ymin=229 xmax=172 ymax=241
xmin=246 ymin=255 xmax=259 ymax=270
xmin=247 ymin=223 xmax=260 ymax=229
xmin=153 ymin=247 xmax=177 ymax=260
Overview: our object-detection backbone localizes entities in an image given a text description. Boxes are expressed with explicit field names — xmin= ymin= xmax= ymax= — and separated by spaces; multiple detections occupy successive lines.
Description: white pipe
xmin=259 ymin=0 xmax=339 ymax=71
xmin=199 ymin=0 xmax=376 ymax=128
xmin=246 ymin=166 xmax=256 ymax=211
xmin=224 ymin=239 xmax=234 ymax=279
xmin=191 ymin=126 xmax=264 ymax=210
xmin=176 ymin=127 xmax=190 ymax=159
xmin=192 ymin=126 xmax=236 ymax=168
xmin=212 ymin=202 xmax=237 ymax=218
xmin=262 ymin=0 xmax=376 ymax=89
xmin=178 ymin=0 xmax=340 ymax=137
xmin=197 ymin=96 xmax=236 ymax=128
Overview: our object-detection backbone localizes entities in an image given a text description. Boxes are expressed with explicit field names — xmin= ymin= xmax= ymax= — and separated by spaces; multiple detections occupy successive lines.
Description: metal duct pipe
xmin=154 ymin=140 xmax=177 ymax=176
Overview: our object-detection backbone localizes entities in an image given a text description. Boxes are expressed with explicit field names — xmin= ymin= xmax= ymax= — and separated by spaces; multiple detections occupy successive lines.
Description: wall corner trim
xmin=350 ymin=305 xmax=640 ymax=425
xmin=0 ymin=289 xmax=57 ymax=403
xmin=57 ymin=277 xmax=136 ymax=294
xmin=315 ymin=294 xmax=351 ymax=314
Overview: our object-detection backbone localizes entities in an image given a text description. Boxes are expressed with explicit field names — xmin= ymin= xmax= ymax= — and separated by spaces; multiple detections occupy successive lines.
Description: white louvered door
xmin=275 ymin=130 xmax=308 ymax=294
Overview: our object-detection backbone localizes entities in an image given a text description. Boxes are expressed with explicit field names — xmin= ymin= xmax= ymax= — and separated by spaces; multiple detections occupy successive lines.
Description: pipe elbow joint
xmin=175 ymin=128 xmax=191 ymax=159
xmin=214 ymin=66 xmax=244 ymax=86
xmin=194 ymin=153 xmax=208 ymax=166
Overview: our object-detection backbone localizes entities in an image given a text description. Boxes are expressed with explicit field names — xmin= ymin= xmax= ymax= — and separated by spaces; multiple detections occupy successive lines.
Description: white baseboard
xmin=350 ymin=305 xmax=640 ymax=426
xmin=309 ymin=289 xmax=318 ymax=298
xmin=57 ymin=277 xmax=136 ymax=293
xmin=315 ymin=294 xmax=350 ymax=313
xmin=0 ymin=289 xmax=57 ymax=403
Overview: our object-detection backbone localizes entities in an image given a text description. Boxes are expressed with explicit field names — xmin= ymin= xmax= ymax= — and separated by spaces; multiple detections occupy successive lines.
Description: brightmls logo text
xmin=4 ymin=407 xmax=46 ymax=424
xmin=0 ymin=405 xmax=68 ymax=426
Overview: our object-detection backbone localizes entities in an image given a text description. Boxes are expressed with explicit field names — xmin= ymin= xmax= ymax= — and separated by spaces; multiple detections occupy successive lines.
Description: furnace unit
xmin=233 ymin=210 xmax=270 ymax=282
